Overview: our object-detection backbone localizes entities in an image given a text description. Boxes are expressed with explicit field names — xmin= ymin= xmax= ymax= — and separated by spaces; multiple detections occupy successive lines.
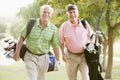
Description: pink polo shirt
xmin=59 ymin=20 xmax=94 ymax=53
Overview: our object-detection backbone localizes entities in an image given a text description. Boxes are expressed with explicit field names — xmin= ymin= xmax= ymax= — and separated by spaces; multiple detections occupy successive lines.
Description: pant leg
xmin=65 ymin=50 xmax=81 ymax=80
xmin=24 ymin=51 xmax=38 ymax=80
xmin=78 ymin=54 xmax=89 ymax=80
xmin=24 ymin=51 xmax=49 ymax=80
xmin=37 ymin=53 xmax=49 ymax=80
xmin=66 ymin=61 xmax=78 ymax=80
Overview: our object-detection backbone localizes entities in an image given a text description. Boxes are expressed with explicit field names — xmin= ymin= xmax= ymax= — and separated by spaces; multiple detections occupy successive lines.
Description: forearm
xmin=53 ymin=48 xmax=59 ymax=61
xmin=60 ymin=43 xmax=65 ymax=56
xmin=60 ymin=43 xmax=69 ymax=62
xmin=15 ymin=36 xmax=24 ymax=54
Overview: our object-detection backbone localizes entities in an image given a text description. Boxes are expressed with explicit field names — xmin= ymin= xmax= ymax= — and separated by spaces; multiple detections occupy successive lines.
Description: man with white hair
xmin=13 ymin=5 xmax=60 ymax=80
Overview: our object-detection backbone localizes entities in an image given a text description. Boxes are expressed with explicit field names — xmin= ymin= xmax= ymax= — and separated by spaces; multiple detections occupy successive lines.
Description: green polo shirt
xmin=20 ymin=19 xmax=59 ymax=54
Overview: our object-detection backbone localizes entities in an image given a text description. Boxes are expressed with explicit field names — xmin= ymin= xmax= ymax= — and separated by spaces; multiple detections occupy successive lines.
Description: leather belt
xmin=27 ymin=49 xmax=45 ymax=56
xmin=67 ymin=49 xmax=83 ymax=55
xmin=31 ymin=53 xmax=45 ymax=56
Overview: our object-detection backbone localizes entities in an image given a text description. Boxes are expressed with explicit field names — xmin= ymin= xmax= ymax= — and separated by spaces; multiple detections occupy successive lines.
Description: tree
xmin=105 ymin=0 xmax=120 ymax=79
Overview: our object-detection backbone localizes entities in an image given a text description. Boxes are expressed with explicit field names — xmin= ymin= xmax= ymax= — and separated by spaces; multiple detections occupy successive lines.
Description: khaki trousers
xmin=65 ymin=50 xmax=89 ymax=80
xmin=24 ymin=51 xmax=49 ymax=80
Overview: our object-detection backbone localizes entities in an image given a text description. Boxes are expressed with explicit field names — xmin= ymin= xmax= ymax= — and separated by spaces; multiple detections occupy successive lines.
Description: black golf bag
xmin=84 ymin=33 xmax=104 ymax=80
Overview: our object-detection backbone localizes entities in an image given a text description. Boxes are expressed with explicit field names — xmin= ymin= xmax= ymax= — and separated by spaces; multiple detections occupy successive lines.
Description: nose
xmin=44 ymin=12 xmax=50 ymax=16
xmin=70 ymin=12 xmax=75 ymax=16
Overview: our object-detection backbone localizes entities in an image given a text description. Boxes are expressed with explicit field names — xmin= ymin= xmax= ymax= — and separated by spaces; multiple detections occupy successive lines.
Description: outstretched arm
xmin=13 ymin=36 xmax=24 ymax=61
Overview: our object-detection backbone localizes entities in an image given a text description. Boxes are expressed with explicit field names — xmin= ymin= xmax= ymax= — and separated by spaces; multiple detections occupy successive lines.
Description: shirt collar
xmin=37 ymin=18 xmax=50 ymax=27
xmin=68 ymin=19 xmax=80 ymax=27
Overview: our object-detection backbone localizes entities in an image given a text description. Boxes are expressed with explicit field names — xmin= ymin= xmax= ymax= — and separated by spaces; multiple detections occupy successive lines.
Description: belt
xmin=27 ymin=49 xmax=45 ymax=56
xmin=67 ymin=49 xmax=83 ymax=55
xmin=31 ymin=53 xmax=45 ymax=56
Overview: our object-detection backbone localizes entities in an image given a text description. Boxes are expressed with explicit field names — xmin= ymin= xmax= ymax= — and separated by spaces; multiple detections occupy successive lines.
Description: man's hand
xmin=54 ymin=61 xmax=60 ymax=71
xmin=62 ymin=53 xmax=69 ymax=62
xmin=13 ymin=52 xmax=20 ymax=61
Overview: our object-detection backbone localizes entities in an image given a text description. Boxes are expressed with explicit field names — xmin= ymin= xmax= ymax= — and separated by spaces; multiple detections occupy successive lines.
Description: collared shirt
xmin=21 ymin=19 xmax=59 ymax=54
xmin=59 ymin=20 xmax=94 ymax=53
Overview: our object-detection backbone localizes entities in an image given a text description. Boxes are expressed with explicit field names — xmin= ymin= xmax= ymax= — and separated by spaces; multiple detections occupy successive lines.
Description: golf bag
xmin=84 ymin=34 xmax=104 ymax=80
xmin=81 ymin=19 xmax=104 ymax=80
xmin=4 ymin=18 xmax=36 ymax=60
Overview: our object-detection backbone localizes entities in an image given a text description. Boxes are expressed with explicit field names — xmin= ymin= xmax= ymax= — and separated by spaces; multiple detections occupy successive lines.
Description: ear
xmin=66 ymin=12 xmax=69 ymax=18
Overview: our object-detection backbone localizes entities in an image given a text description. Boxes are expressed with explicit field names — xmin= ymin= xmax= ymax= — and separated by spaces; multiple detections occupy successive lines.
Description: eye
xmin=74 ymin=11 xmax=76 ymax=13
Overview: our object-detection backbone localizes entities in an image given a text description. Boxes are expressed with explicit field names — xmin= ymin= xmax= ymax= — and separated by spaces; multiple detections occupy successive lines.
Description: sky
xmin=0 ymin=0 xmax=34 ymax=18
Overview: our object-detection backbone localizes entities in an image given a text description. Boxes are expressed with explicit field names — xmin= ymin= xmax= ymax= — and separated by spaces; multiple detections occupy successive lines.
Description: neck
xmin=39 ymin=19 xmax=48 ymax=28
xmin=70 ymin=19 xmax=78 ymax=24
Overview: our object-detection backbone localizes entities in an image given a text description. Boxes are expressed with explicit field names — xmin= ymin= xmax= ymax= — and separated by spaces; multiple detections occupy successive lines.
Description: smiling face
xmin=40 ymin=5 xmax=53 ymax=22
xmin=67 ymin=9 xmax=79 ymax=23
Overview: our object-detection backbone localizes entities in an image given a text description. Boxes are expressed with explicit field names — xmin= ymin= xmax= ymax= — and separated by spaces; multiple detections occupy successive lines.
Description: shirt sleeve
xmin=20 ymin=24 xmax=27 ymax=39
xmin=51 ymin=27 xmax=60 ymax=48
xmin=85 ymin=20 xmax=95 ymax=42
xmin=59 ymin=23 xmax=65 ymax=44
xmin=85 ymin=20 xmax=94 ymax=37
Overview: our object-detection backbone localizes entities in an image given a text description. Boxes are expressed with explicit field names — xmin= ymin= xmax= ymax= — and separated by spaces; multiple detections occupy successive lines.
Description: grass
xmin=112 ymin=66 xmax=120 ymax=80
xmin=111 ymin=59 xmax=120 ymax=80
xmin=0 ymin=60 xmax=28 ymax=80
xmin=0 ymin=60 xmax=68 ymax=80
xmin=0 ymin=58 xmax=120 ymax=80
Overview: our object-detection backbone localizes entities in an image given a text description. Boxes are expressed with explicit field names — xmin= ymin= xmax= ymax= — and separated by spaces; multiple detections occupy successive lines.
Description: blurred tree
xmin=0 ymin=22 xmax=7 ymax=39
xmin=105 ymin=0 xmax=120 ymax=79
xmin=9 ymin=20 xmax=24 ymax=39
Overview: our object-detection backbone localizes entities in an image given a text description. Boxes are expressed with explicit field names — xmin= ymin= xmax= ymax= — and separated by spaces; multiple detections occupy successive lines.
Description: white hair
xmin=40 ymin=5 xmax=53 ymax=14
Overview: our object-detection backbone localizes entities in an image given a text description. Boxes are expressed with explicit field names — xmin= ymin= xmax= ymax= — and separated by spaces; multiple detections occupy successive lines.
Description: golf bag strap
xmin=81 ymin=19 xmax=96 ymax=42
xmin=98 ymin=62 xmax=102 ymax=73
xmin=25 ymin=18 xmax=36 ymax=39
xmin=81 ymin=19 xmax=86 ymax=29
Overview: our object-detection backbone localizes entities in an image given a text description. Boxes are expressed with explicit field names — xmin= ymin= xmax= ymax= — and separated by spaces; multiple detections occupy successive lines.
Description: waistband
xmin=67 ymin=49 xmax=83 ymax=55
xmin=27 ymin=49 xmax=46 ymax=56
